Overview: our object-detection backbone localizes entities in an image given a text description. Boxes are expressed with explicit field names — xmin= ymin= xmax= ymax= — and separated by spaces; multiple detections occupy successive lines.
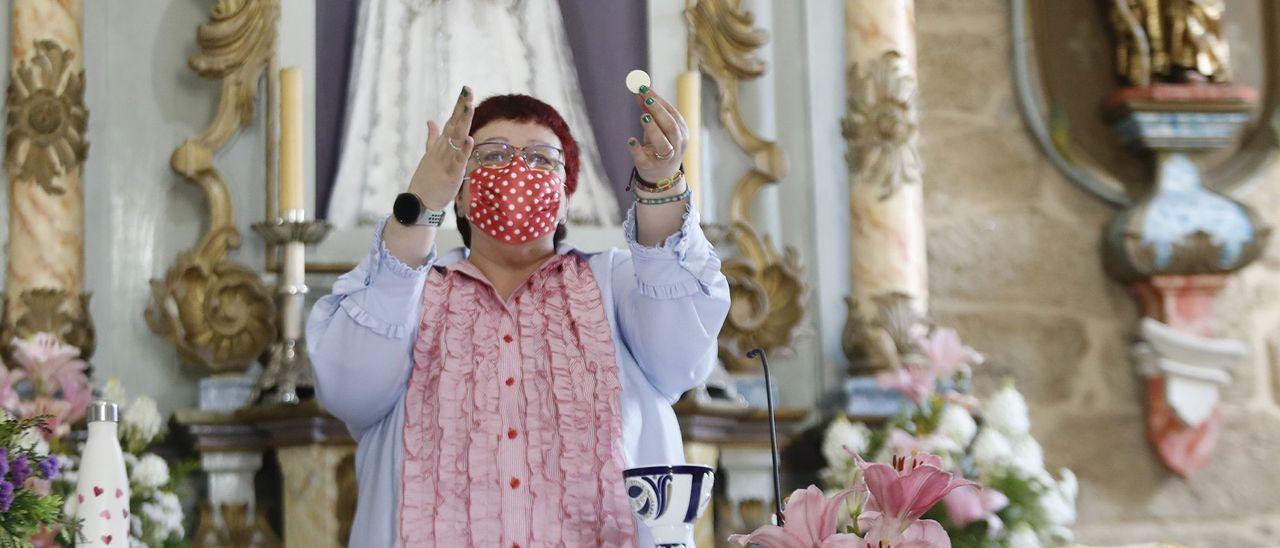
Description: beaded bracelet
xmin=635 ymin=188 xmax=692 ymax=206
xmin=626 ymin=164 xmax=685 ymax=193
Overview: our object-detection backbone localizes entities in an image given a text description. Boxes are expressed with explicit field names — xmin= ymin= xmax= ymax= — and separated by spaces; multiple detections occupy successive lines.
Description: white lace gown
xmin=328 ymin=0 xmax=621 ymax=229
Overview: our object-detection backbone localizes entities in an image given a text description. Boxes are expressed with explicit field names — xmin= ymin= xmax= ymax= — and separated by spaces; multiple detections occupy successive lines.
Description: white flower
xmin=1009 ymin=436 xmax=1045 ymax=476
xmin=823 ymin=415 xmax=871 ymax=467
xmin=131 ymin=453 xmax=170 ymax=490
xmin=102 ymin=378 xmax=128 ymax=406
xmin=970 ymin=427 xmax=1014 ymax=472
xmin=1006 ymin=524 xmax=1042 ymax=548
xmin=983 ymin=384 xmax=1031 ymax=438
xmin=15 ymin=427 xmax=49 ymax=456
xmin=1040 ymin=468 xmax=1078 ymax=528
xmin=62 ymin=490 xmax=77 ymax=517
xmin=144 ymin=491 xmax=185 ymax=539
xmin=130 ymin=515 xmax=144 ymax=539
xmin=122 ymin=396 xmax=163 ymax=448
xmin=123 ymin=452 xmax=139 ymax=470
xmin=936 ymin=404 xmax=977 ymax=447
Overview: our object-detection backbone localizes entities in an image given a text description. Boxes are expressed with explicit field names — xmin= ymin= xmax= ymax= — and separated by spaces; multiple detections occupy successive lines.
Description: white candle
xmin=676 ymin=70 xmax=702 ymax=210
xmin=279 ymin=67 xmax=304 ymax=212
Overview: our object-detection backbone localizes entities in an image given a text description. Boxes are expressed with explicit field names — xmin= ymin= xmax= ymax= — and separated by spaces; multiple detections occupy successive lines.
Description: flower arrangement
xmin=729 ymin=449 xmax=970 ymax=547
xmin=0 ymin=415 xmax=75 ymax=547
xmin=55 ymin=379 xmax=191 ymax=548
xmin=0 ymin=335 xmax=93 ymax=446
xmin=822 ymin=328 xmax=1078 ymax=547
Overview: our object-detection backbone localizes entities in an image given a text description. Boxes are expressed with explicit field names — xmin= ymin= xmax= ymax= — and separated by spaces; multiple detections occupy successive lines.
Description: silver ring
xmin=447 ymin=137 xmax=462 ymax=151
xmin=653 ymin=147 xmax=675 ymax=160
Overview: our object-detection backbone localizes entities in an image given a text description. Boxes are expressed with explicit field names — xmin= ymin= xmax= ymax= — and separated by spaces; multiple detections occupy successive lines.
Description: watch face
xmin=393 ymin=193 xmax=422 ymax=225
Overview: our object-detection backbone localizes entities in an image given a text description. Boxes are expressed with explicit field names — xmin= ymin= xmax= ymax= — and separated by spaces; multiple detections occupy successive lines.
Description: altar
xmin=0 ymin=0 xmax=1277 ymax=546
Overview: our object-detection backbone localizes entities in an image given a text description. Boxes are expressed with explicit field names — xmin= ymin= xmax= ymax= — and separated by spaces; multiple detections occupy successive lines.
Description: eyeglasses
xmin=472 ymin=141 xmax=564 ymax=172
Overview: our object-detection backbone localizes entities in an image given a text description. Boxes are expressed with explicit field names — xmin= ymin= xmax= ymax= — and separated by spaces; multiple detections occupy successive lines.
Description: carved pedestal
xmin=238 ymin=402 xmax=357 ymax=548
xmin=176 ymin=408 xmax=279 ymax=548
xmin=1103 ymin=85 xmax=1269 ymax=477
xmin=177 ymin=401 xmax=357 ymax=547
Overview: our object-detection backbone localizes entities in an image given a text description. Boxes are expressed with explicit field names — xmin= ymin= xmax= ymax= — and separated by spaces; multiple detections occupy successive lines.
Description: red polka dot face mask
xmin=465 ymin=155 xmax=563 ymax=244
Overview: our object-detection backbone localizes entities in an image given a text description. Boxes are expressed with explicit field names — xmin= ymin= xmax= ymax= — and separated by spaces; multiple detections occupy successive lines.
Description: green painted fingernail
xmin=639 ymin=85 xmax=649 ymax=94
xmin=463 ymin=105 xmax=469 ymax=113
xmin=645 ymin=97 xmax=655 ymax=106
xmin=461 ymin=87 xmax=469 ymax=97
xmin=628 ymin=138 xmax=638 ymax=147
xmin=642 ymin=114 xmax=652 ymax=123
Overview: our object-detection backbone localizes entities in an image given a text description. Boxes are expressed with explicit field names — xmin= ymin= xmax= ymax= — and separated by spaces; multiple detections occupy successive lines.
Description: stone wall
xmin=915 ymin=0 xmax=1280 ymax=545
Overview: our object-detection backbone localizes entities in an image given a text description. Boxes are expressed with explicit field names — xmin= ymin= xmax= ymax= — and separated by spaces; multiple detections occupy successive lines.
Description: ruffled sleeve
xmin=613 ymin=203 xmax=731 ymax=401
xmin=307 ymin=217 xmax=435 ymax=436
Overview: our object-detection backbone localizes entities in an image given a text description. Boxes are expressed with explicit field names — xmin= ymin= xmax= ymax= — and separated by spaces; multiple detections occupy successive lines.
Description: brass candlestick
xmin=250 ymin=210 xmax=331 ymax=405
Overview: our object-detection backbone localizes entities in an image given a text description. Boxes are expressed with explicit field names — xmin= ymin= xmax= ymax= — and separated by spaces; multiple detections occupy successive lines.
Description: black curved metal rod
xmin=747 ymin=348 xmax=784 ymax=525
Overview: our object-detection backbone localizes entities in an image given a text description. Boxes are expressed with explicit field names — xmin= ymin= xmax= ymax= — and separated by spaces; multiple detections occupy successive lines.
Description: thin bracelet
xmin=626 ymin=164 xmax=685 ymax=192
xmin=635 ymin=188 xmax=692 ymax=206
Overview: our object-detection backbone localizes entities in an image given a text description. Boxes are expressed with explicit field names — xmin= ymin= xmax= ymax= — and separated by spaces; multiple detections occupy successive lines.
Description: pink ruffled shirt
xmin=308 ymin=204 xmax=730 ymax=547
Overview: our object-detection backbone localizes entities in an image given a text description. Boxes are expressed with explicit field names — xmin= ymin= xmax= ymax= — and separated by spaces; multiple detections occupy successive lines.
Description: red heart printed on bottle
xmin=77 ymin=494 xmax=84 ymax=503
xmin=101 ymin=534 xmax=113 ymax=545
xmin=115 ymin=488 xmax=123 ymax=498
xmin=93 ymin=486 xmax=104 ymax=497
xmin=122 ymin=508 xmax=129 ymax=518
xmin=98 ymin=509 xmax=110 ymax=520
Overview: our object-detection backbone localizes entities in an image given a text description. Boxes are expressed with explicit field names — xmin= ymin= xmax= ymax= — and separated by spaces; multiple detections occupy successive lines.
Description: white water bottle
xmin=72 ymin=401 xmax=131 ymax=546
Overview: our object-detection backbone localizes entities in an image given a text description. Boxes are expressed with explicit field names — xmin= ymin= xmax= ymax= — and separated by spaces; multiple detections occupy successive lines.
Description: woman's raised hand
xmin=627 ymin=85 xmax=687 ymax=184
xmin=408 ymin=86 xmax=476 ymax=210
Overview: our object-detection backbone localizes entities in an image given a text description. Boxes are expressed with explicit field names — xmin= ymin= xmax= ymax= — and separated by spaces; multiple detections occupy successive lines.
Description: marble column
xmin=277 ymin=445 xmax=356 ymax=548
xmin=840 ymin=0 xmax=927 ymax=378
xmin=3 ymin=0 xmax=93 ymax=354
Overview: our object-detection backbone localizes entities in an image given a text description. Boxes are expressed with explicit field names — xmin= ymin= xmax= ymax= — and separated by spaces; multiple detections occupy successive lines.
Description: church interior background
xmin=0 ymin=0 xmax=1277 ymax=546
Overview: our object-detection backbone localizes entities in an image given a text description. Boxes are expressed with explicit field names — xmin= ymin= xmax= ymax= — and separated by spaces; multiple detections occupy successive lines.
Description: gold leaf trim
xmin=146 ymin=0 xmax=279 ymax=374
xmin=4 ymin=40 xmax=89 ymax=195
xmin=0 ymin=288 xmax=95 ymax=359
xmin=689 ymin=0 xmax=809 ymax=372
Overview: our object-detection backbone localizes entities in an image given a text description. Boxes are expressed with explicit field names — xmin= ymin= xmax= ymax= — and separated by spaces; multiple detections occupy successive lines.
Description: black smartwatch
xmin=392 ymin=192 xmax=447 ymax=227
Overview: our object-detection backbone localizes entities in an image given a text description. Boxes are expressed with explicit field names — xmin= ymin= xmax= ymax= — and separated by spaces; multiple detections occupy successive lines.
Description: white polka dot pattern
xmin=465 ymin=157 xmax=562 ymax=244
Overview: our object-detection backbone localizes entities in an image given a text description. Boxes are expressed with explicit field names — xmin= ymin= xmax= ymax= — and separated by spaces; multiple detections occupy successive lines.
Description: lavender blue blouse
xmin=306 ymin=204 xmax=730 ymax=546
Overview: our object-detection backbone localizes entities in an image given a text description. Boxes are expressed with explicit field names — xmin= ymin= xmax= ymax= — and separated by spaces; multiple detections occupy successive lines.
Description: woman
xmin=307 ymin=84 xmax=730 ymax=547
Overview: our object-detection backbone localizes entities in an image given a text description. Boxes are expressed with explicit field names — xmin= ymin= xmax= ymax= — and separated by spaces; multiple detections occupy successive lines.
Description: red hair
xmin=469 ymin=94 xmax=580 ymax=197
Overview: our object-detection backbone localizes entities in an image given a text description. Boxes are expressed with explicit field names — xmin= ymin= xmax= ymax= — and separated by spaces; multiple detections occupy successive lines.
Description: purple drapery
xmin=557 ymin=0 xmax=648 ymax=212
xmin=315 ymin=0 xmax=648 ymax=218
xmin=315 ymin=0 xmax=361 ymax=218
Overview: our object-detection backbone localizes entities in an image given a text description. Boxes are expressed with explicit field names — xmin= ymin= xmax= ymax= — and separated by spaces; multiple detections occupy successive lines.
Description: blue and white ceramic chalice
xmin=623 ymin=464 xmax=714 ymax=547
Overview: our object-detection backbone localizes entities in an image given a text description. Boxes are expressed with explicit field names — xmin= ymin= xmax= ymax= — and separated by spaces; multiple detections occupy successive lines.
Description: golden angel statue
xmin=1108 ymin=0 xmax=1231 ymax=86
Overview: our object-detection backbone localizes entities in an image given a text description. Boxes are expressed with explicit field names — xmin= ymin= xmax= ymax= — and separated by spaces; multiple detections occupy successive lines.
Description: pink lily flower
xmin=57 ymin=371 xmax=93 ymax=426
xmin=876 ymin=365 xmax=938 ymax=404
xmin=11 ymin=334 xmax=86 ymax=396
xmin=918 ymin=328 xmax=982 ymax=378
xmin=852 ymin=451 xmax=976 ymax=547
xmin=943 ymin=484 xmax=1008 ymax=535
xmin=728 ymin=485 xmax=866 ymax=547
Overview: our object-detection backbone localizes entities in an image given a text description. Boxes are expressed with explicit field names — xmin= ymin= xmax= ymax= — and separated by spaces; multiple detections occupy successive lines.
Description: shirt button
xmin=503 ymin=334 xmax=514 ymax=344
xmin=505 ymin=377 xmax=515 ymax=387
xmin=509 ymin=477 xmax=521 ymax=489
xmin=507 ymin=428 xmax=518 ymax=439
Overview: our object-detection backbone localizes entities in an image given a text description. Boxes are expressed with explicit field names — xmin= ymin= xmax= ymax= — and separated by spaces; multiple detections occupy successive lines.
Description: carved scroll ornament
xmin=688 ymin=0 xmax=810 ymax=373
xmin=146 ymin=0 xmax=278 ymax=374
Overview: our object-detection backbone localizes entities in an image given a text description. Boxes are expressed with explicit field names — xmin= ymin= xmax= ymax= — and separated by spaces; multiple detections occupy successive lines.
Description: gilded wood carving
xmin=688 ymin=0 xmax=810 ymax=373
xmin=5 ymin=40 xmax=88 ymax=195
xmin=146 ymin=0 xmax=278 ymax=374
